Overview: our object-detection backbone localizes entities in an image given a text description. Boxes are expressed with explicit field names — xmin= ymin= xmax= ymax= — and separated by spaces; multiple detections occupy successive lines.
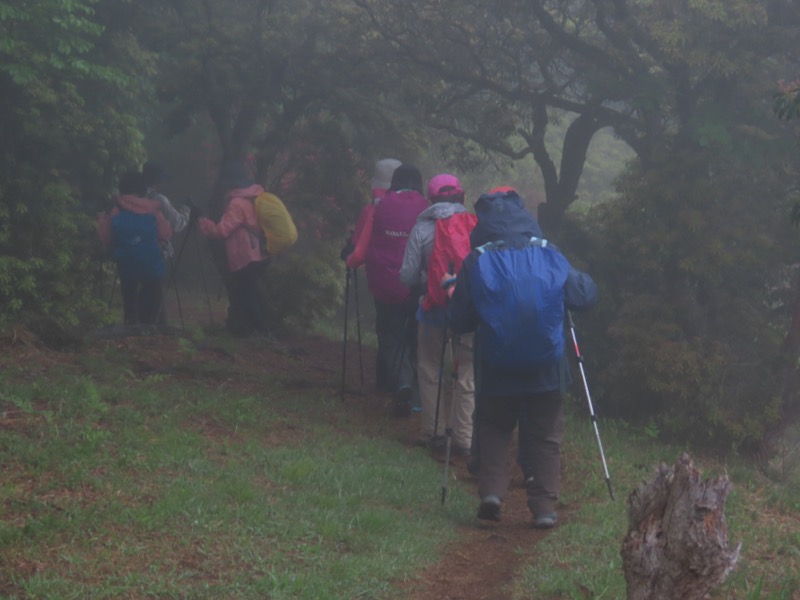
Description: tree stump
xmin=620 ymin=453 xmax=741 ymax=600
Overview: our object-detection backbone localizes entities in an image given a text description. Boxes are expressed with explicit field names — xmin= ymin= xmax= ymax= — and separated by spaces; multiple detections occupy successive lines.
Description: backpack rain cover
xmin=423 ymin=212 xmax=477 ymax=310
xmin=111 ymin=211 xmax=164 ymax=280
xmin=470 ymin=241 xmax=569 ymax=370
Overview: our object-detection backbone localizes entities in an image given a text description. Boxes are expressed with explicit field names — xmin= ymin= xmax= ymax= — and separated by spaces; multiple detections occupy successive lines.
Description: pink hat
xmin=427 ymin=173 xmax=464 ymax=199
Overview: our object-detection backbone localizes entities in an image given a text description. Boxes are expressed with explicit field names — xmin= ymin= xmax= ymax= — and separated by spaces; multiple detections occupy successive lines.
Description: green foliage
xmin=263 ymin=245 xmax=345 ymax=337
xmin=774 ymin=82 xmax=800 ymax=122
xmin=581 ymin=148 xmax=795 ymax=451
xmin=0 ymin=0 xmax=154 ymax=329
xmin=270 ymin=116 xmax=371 ymax=243
xmin=0 ymin=176 xmax=107 ymax=327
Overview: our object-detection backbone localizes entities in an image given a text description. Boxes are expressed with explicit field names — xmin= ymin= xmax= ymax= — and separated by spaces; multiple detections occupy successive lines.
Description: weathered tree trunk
xmin=620 ymin=453 xmax=740 ymax=600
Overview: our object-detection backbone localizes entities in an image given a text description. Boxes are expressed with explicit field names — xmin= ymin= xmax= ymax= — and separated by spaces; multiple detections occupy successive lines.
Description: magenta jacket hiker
xmin=365 ymin=189 xmax=429 ymax=304
xmin=198 ymin=184 xmax=266 ymax=273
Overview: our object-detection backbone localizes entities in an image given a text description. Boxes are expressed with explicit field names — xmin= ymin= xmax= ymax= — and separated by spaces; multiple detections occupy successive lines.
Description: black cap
xmin=142 ymin=161 xmax=169 ymax=186
xmin=217 ymin=158 xmax=254 ymax=190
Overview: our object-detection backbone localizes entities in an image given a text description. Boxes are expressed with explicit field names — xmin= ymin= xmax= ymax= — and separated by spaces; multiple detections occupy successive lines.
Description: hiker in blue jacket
xmin=446 ymin=189 xmax=597 ymax=528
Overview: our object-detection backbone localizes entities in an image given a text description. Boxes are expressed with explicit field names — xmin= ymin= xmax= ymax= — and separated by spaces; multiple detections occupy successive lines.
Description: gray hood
xmin=416 ymin=201 xmax=466 ymax=223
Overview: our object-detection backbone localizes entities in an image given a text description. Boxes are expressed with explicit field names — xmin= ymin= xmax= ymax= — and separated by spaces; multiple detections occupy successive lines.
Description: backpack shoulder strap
xmin=529 ymin=236 xmax=548 ymax=247
xmin=476 ymin=240 xmax=505 ymax=254
xmin=476 ymin=236 xmax=549 ymax=254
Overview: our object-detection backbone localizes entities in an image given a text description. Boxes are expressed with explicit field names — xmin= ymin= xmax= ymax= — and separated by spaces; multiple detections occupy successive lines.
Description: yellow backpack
xmin=253 ymin=192 xmax=298 ymax=255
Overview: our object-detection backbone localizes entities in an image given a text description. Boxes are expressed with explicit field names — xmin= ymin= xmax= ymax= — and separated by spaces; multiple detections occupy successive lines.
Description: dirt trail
xmin=279 ymin=336 xmax=551 ymax=600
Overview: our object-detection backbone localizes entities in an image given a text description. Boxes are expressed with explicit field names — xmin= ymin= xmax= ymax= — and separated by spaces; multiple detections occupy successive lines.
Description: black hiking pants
xmin=227 ymin=260 xmax=270 ymax=336
xmin=120 ymin=276 xmax=163 ymax=325
xmin=374 ymin=298 xmax=418 ymax=399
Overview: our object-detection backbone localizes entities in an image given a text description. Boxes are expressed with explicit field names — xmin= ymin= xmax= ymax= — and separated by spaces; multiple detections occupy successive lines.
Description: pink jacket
xmin=199 ymin=184 xmax=265 ymax=272
xmin=96 ymin=194 xmax=173 ymax=248
xmin=345 ymin=188 xmax=386 ymax=270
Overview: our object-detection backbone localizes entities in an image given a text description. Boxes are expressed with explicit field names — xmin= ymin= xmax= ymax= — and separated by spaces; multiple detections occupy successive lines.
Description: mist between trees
xmin=2 ymin=0 xmax=800 ymax=469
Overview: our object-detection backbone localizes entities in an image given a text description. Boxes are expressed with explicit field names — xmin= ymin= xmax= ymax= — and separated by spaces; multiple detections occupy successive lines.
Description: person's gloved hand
xmin=340 ymin=239 xmax=355 ymax=262
xmin=185 ymin=197 xmax=201 ymax=223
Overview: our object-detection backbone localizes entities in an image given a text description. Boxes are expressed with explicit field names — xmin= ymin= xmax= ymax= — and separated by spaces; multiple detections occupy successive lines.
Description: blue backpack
xmin=111 ymin=210 xmax=164 ymax=280
xmin=470 ymin=237 xmax=570 ymax=370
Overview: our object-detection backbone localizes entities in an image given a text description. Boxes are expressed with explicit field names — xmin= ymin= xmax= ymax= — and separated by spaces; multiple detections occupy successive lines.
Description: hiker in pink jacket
xmin=340 ymin=159 xmax=401 ymax=391
xmin=364 ymin=164 xmax=429 ymax=417
xmin=198 ymin=159 xmax=270 ymax=336
xmin=343 ymin=158 xmax=401 ymax=269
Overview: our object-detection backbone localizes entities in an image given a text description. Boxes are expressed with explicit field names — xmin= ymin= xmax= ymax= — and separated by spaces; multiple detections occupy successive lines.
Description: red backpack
xmin=422 ymin=211 xmax=478 ymax=310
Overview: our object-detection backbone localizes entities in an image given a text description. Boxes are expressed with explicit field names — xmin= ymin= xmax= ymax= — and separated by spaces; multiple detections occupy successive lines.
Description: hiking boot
xmin=466 ymin=456 xmax=480 ymax=476
xmin=393 ymin=386 xmax=412 ymax=417
xmin=477 ymin=495 xmax=502 ymax=522
xmin=532 ymin=512 xmax=558 ymax=529
xmin=429 ymin=435 xmax=446 ymax=450
xmin=416 ymin=434 xmax=445 ymax=450
xmin=453 ymin=445 xmax=471 ymax=457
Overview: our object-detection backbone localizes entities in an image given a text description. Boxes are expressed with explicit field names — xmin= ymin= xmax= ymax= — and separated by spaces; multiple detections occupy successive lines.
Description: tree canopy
xmin=3 ymin=0 xmax=800 ymax=455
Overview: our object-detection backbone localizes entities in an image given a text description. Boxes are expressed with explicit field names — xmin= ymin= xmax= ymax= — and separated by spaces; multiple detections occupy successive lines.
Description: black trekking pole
xmin=340 ymin=267 xmax=352 ymax=400
xmin=353 ymin=268 xmax=364 ymax=388
xmin=434 ymin=263 xmax=456 ymax=440
xmin=168 ymin=255 xmax=186 ymax=328
xmin=156 ymin=200 xmax=198 ymax=327
xmin=441 ymin=334 xmax=461 ymax=505
xmin=567 ymin=310 xmax=614 ymax=501
xmin=440 ymin=266 xmax=458 ymax=504
xmin=194 ymin=223 xmax=214 ymax=325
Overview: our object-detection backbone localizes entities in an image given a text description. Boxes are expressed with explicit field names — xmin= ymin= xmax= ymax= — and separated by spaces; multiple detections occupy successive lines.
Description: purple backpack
xmin=365 ymin=190 xmax=428 ymax=303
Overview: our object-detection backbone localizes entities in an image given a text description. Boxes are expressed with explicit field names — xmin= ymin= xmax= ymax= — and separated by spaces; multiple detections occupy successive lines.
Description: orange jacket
xmin=96 ymin=194 xmax=173 ymax=248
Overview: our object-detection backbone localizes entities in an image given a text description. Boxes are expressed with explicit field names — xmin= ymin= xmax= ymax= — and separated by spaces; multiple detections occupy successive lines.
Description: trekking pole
xmin=168 ymin=254 xmax=186 ymax=328
xmin=156 ymin=203 xmax=197 ymax=327
xmin=353 ymin=268 xmax=364 ymax=388
xmin=434 ymin=263 xmax=456 ymax=439
xmin=567 ymin=310 xmax=614 ymax=501
xmin=340 ymin=267 xmax=352 ymax=400
xmin=440 ymin=266 xmax=458 ymax=504
xmin=441 ymin=334 xmax=461 ymax=505
xmin=195 ymin=224 xmax=214 ymax=325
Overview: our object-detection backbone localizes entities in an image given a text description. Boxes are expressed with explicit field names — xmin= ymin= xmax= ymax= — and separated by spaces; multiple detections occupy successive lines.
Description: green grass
xmin=1 ymin=339 xmax=799 ymax=599
xmin=0 ymin=355 xmax=473 ymax=599
xmin=512 ymin=405 xmax=800 ymax=599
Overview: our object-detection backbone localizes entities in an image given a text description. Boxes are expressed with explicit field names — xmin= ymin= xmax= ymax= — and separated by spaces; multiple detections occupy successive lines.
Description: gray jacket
xmin=399 ymin=202 xmax=468 ymax=289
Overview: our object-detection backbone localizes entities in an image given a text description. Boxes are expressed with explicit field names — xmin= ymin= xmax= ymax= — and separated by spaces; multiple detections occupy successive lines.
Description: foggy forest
xmin=2 ymin=1 xmax=800 ymax=598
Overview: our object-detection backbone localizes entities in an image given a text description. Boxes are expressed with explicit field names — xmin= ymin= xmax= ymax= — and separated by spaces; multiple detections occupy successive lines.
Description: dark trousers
xmin=120 ymin=276 xmax=164 ymax=325
xmin=477 ymin=390 xmax=565 ymax=517
xmin=374 ymin=298 xmax=418 ymax=396
xmin=227 ymin=261 xmax=270 ymax=336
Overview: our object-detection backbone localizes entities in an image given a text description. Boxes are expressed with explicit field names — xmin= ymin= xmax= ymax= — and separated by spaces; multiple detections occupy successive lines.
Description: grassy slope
xmin=0 ymin=333 xmax=797 ymax=599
